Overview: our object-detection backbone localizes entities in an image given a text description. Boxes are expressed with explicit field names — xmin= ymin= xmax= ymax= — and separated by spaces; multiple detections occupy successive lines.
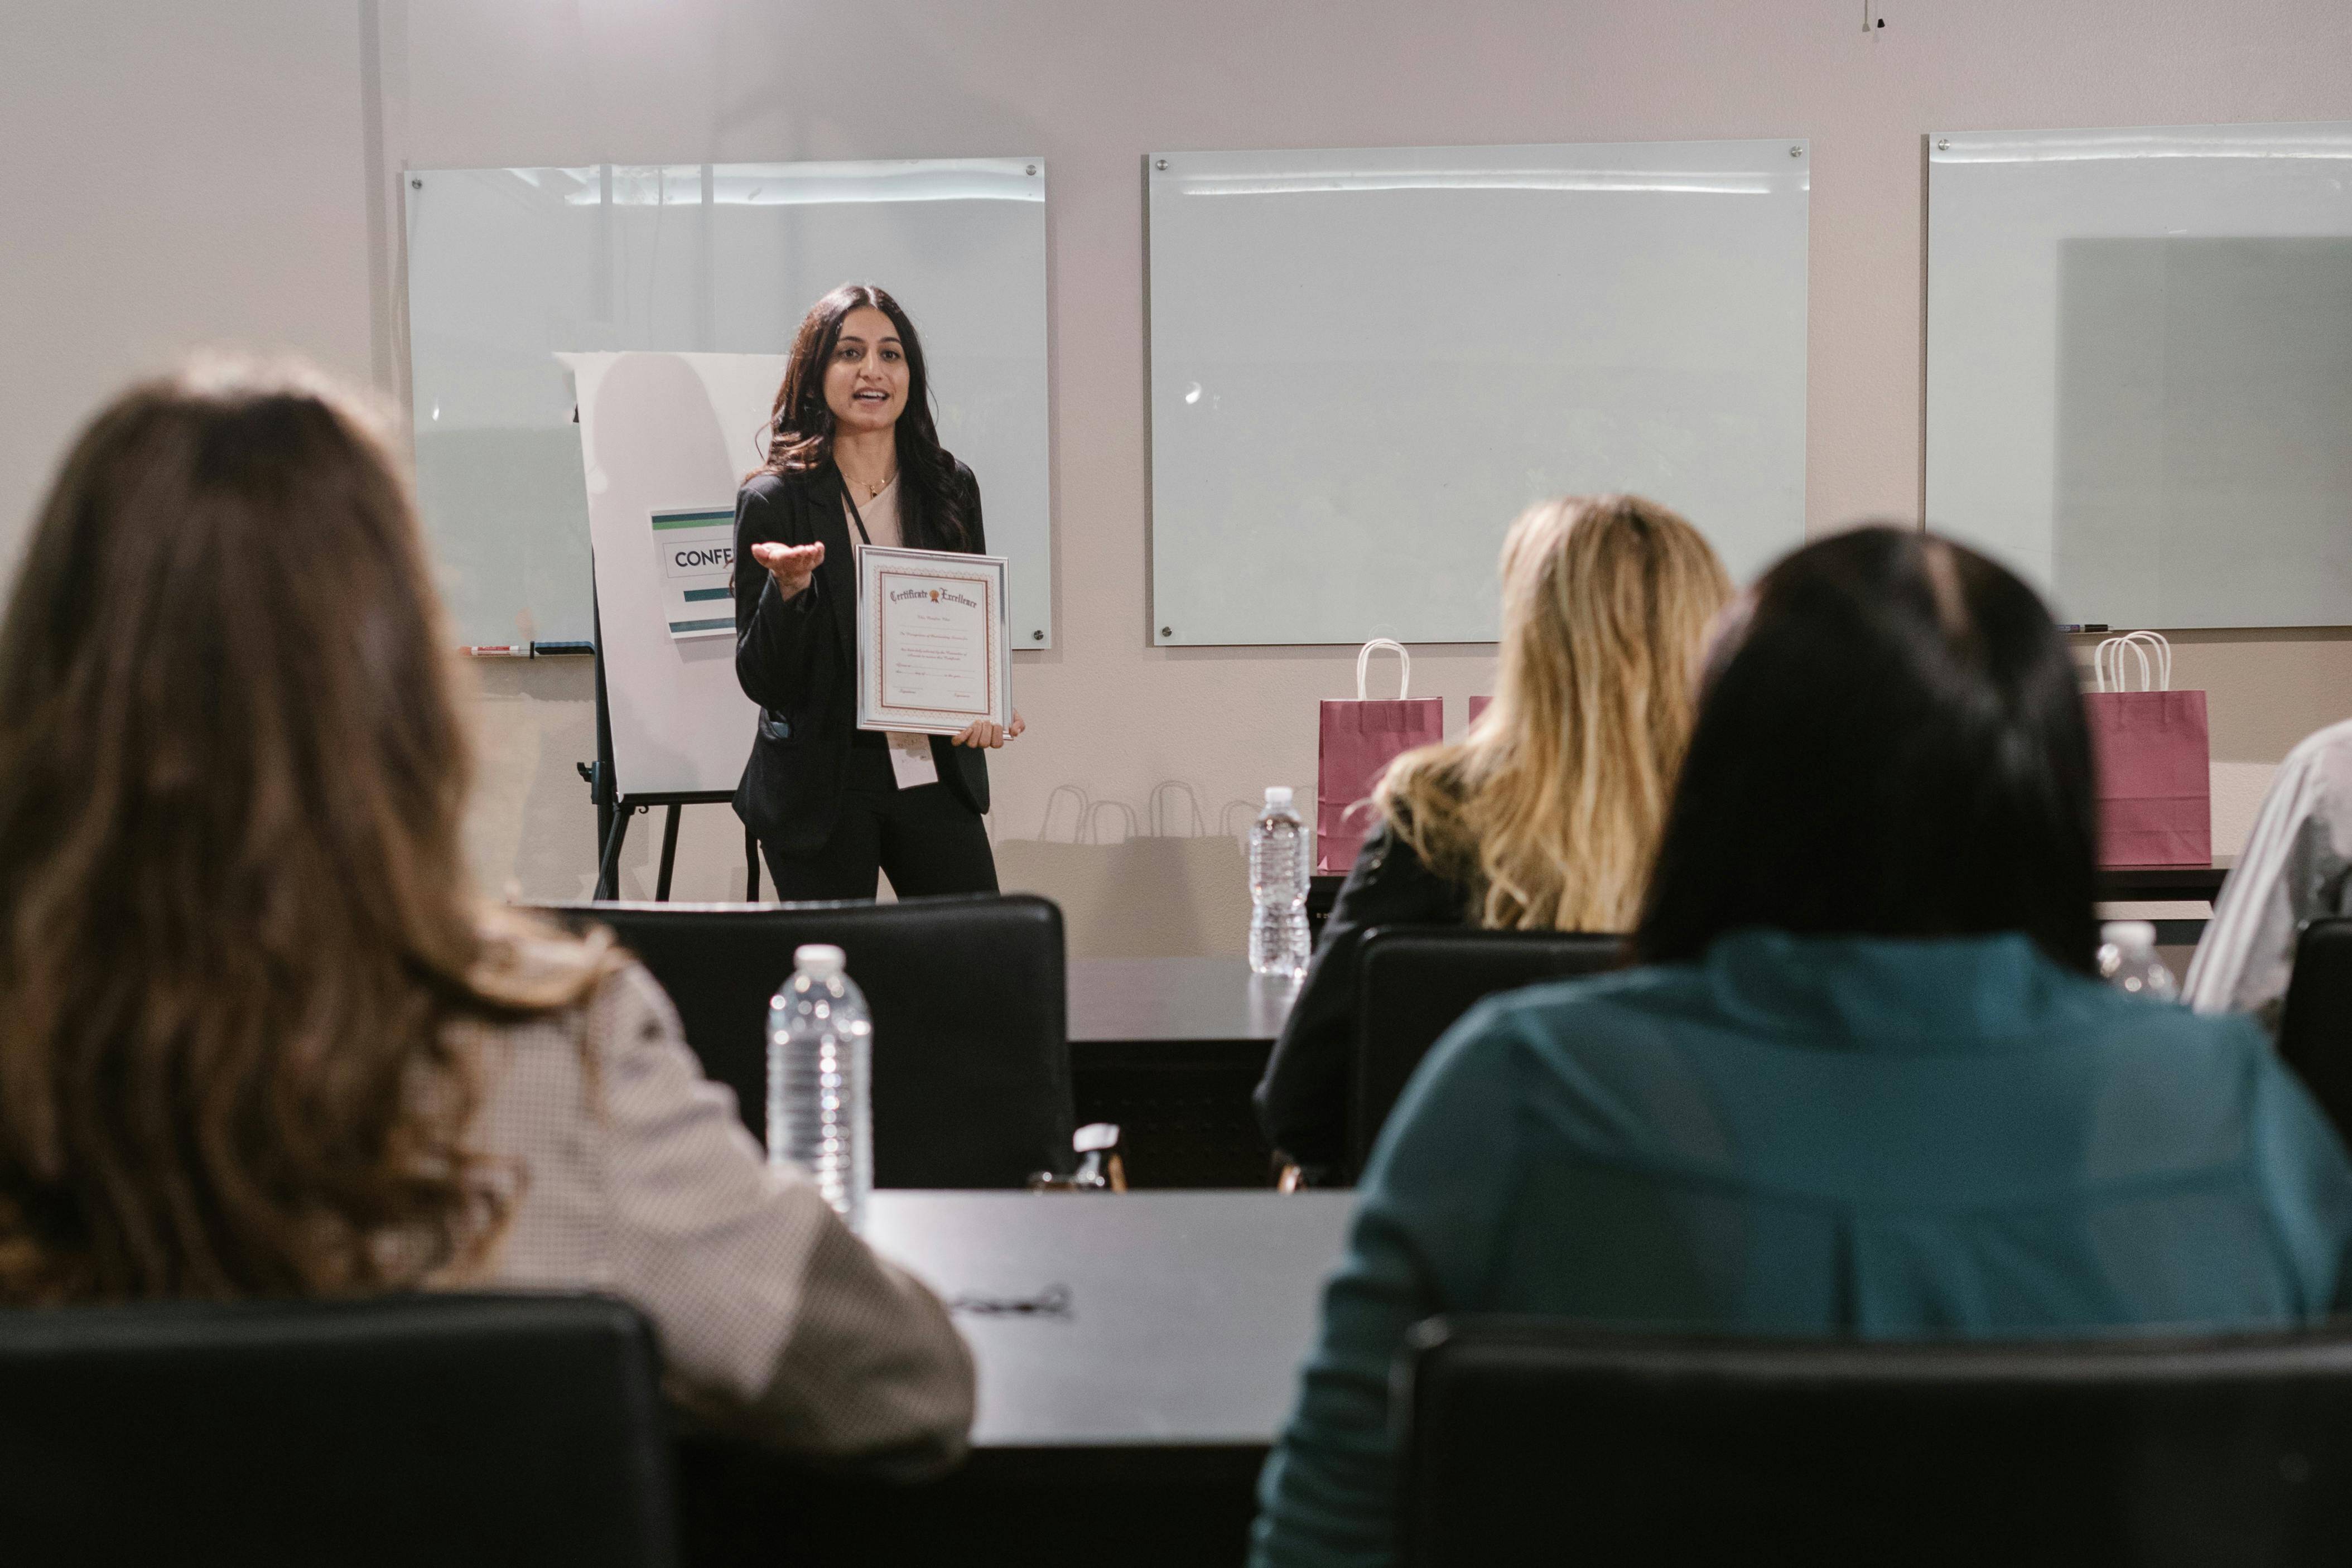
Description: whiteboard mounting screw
xmin=410 ymin=177 xmax=422 ymax=189
xmin=1026 ymin=164 xmax=1037 ymax=176
xmin=1788 ymin=146 xmax=1802 ymax=158
xmin=1160 ymin=626 xmax=1172 ymax=636
xmin=1155 ymin=158 xmax=1169 ymax=171
xmin=1937 ymin=138 xmax=1950 ymax=151
xmin=1032 ymin=629 xmax=1044 ymax=641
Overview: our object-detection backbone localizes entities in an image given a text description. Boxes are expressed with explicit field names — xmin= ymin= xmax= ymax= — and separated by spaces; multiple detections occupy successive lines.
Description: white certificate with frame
xmin=855 ymin=544 xmax=1013 ymax=735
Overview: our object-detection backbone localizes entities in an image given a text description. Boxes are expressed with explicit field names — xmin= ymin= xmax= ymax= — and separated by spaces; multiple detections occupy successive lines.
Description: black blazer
xmin=730 ymin=460 xmax=990 ymax=855
xmin=1251 ymin=824 xmax=1472 ymax=1175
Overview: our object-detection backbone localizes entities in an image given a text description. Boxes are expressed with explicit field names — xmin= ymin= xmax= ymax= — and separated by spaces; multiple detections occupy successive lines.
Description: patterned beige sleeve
xmin=585 ymin=963 xmax=974 ymax=1466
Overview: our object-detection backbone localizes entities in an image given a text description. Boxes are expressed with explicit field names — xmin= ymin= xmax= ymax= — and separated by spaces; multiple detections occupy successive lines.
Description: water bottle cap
xmin=1265 ymin=785 xmax=1294 ymax=809
xmin=795 ymin=943 xmax=846 ymax=978
xmin=2100 ymin=920 xmax=2157 ymax=950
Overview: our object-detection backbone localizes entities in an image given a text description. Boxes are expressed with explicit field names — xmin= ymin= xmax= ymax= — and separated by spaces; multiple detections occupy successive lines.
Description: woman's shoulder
xmin=561 ymin=957 xmax=683 ymax=1064
xmin=740 ymin=465 xmax=833 ymax=506
xmin=1348 ymin=812 xmax=1474 ymax=909
xmin=462 ymin=957 xmax=687 ymax=1141
xmin=459 ymin=908 xmax=672 ymax=1058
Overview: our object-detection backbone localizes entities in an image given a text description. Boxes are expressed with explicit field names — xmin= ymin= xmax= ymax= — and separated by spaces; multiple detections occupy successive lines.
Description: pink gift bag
xmin=1468 ymin=695 xmax=1492 ymax=728
xmin=1317 ymin=639 xmax=1443 ymax=874
xmin=2086 ymin=632 xmax=2211 ymax=869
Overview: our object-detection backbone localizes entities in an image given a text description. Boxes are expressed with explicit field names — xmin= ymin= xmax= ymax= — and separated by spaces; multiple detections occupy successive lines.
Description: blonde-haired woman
xmin=0 ymin=364 xmax=971 ymax=1469
xmin=1253 ymin=495 xmax=1732 ymax=1180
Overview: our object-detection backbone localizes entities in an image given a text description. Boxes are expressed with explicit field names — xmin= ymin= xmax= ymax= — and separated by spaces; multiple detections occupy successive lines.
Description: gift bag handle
xmin=2093 ymin=635 xmax=2149 ymax=694
xmin=1356 ymin=638 xmax=1411 ymax=700
xmin=1085 ymin=800 xmax=1138 ymax=846
xmin=1038 ymin=783 xmax=1091 ymax=844
xmin=1149 ymin=780 xmax=1208 ymax=839
xmin=2095 ymin=630 xmax=2171 ymax=693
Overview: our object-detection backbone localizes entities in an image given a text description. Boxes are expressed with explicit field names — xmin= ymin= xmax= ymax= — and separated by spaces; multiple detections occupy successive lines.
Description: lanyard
xmin=838 ymin=470 xmax=875 ymax=547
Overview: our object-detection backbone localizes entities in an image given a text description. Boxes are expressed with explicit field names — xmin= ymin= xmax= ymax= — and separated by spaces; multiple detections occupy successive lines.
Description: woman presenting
xmin=732 ymin=282 xmax=1022 ymax=900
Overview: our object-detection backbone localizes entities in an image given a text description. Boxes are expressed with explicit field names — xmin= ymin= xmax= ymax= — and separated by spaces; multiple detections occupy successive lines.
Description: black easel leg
xmin=745 ymin=827 xmax=762 ymax=901
xmin=656 ymin=804 xmax=682 ymax=902
xmin=596 ymin=803 xmax=633 ymax=901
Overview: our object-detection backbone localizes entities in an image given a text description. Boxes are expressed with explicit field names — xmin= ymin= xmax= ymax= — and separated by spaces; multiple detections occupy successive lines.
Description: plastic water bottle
xmin=2098 ymin=920 xmax=2179 ymax=1002
xmin=767 ymin=943 xmax=873 ymax=1232
xmin=1249 ymin=786 xmax=1312 ymax=978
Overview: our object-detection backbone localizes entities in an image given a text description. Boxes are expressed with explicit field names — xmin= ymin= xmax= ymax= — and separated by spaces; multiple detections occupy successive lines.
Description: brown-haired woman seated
xmin=0 ymin=364 xmax=972 ymax=1470
xmin=1252 ymin=495 xmax=1732 ymax=1181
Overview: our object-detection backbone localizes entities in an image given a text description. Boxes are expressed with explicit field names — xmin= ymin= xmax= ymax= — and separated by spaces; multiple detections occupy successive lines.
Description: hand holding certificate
xmin=856 ymin=544 xmax=1015 ymax=740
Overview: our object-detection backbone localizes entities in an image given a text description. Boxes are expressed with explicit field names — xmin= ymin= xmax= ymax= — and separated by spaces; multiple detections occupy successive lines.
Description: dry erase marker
xmin=459 ymin=645 xmax=531 ymax=657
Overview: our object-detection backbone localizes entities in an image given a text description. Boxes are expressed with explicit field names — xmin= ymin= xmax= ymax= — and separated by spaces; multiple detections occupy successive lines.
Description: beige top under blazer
xmin=454 ymin=956 xmax=973 ymax=1473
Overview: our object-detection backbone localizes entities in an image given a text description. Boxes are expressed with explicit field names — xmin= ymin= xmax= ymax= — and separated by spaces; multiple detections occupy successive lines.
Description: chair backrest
xmin=1351 ymin=927 xmax=1622 ymax=1172
xmin=1399 ymin=1315 xmax=2352 ymax=1568
xmin=0 ymin=1292 xmax=676 ymax=1568
xmin=539 ymin=894 xmax=1074 ymax=1188
xmin=2279 ymin=917 xmax=2352 ymax=1145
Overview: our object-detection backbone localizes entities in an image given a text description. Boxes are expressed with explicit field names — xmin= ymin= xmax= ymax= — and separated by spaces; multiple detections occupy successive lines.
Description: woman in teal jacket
xmin=1251 ymin=527 xmax=2352 ymax=1568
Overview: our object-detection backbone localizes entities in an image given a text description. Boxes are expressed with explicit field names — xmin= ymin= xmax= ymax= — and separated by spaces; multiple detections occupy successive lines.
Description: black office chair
xmin=538 ymin=894 xmax=1076 ymax=1188
xmin=1351 ymin=927 xmax=1622 ymax=1173
xmin=1398 ymin=1315 xmax=2352 ymax=1568
xmin=2279 ymin=917 xmax=2352 ymax=1145
xmin=0 ymin=1292 xmax=676 ymax=1568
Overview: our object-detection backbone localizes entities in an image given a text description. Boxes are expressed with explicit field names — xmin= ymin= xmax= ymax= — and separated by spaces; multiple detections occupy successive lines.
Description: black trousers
xmin=761 ymin=742 xmax=999 ymax=902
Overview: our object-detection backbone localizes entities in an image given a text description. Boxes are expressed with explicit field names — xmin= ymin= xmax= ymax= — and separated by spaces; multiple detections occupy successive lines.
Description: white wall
xmin=8 ymin=1 xmax=2352 ymax=936
xmin=0 ymin=4 xmax=377 ymax=544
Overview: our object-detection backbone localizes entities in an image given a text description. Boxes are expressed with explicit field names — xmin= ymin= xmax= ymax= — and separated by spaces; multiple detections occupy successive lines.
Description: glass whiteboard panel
xmin=1927 ymin=123 xmax=2352 ymax=629
xmin=404 ymin=160 xmax=1053 ymax=647
xmin=1146 ymin=141 xmax=1809 ymax=646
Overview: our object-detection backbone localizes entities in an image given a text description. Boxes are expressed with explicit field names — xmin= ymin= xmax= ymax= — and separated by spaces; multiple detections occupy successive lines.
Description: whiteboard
xmin=567 ymin=351 xmax=777 ymax=798
xmin=1926 ymin=123 xmax=2352 ymax=628
xmin=1145 ymin=141 xmax=1809 ymax=646
xmin=404 ymin=160 xmax=1054 ymax=648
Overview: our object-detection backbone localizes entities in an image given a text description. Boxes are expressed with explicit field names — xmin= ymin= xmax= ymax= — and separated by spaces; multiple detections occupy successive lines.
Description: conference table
xmin=869 ymin=1190 xmax=1351 ymax=1444
xmin=677 ymin=1190 xmax=1355 ymax=1566
xmin=676 ymin=867 xmax=2242 ymax=1561
xmin=1307 ymin=863 xmax=2234 ymax=927
xmin=1057 ymin=861 xmax=2234 ymax=1190
xmin=1067 ymin=958 xmax=1299 ymax=1188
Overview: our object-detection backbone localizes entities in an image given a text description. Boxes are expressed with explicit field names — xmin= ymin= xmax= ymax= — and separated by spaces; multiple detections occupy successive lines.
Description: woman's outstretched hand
xmin=952 ymin=709 xmax=1026 ymax=749
xmin=751 ymin=540 xmax=825 ymax=599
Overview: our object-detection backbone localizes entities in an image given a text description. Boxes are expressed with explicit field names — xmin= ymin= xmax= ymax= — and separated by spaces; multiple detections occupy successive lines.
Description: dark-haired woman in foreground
xmin=1252 ymin=528 xmax=2352 ymax=1568
xmin=0 ymin=364 xmax=972 ymax=1470
xmin=735 ymin=282 xmax=1021 ymax=900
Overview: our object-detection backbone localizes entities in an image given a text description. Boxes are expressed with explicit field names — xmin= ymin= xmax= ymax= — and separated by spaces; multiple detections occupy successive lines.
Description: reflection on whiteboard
xmin=1146 ymin=140 xmax=1809 ymax=646
xmin=652 ymin=506 xmax=738 ymax=640
xmin=1926 ymin=122 xmax=2352 ymax=628
xmin=564 ymin=351 xmax=788 ymax=797
xmin=2052 ymin=238 xmax=2352 ymax=628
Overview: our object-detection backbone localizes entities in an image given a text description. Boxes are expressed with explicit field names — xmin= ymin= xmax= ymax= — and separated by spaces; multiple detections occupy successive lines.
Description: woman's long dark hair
xmin=755 ymin=282 xmax=973 ymax=552
xmin=0 ymin=361 xmax=616 ymax=1305
xmin=1635 ymin=525 xmax=2100 ymax=974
